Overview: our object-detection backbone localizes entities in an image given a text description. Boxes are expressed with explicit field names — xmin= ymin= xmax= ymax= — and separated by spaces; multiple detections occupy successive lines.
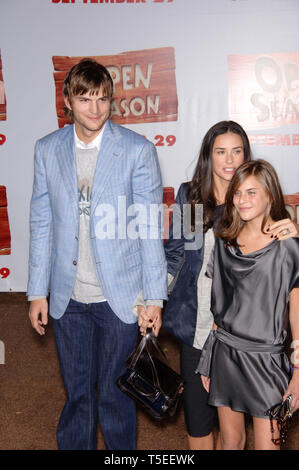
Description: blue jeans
xmin=52 ymin=299 xmax=138 ymax=450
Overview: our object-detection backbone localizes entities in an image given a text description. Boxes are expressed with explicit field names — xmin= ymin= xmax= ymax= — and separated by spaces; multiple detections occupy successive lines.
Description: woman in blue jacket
xmin=163 ymin=121 xmax=298 ymax=450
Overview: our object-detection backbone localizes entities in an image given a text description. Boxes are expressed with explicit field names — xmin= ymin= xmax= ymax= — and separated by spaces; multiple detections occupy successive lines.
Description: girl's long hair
xmin=187 ymin=120 xmax=252 ymax=231
xmin=217 ymin=159 xmax=290 ymax=244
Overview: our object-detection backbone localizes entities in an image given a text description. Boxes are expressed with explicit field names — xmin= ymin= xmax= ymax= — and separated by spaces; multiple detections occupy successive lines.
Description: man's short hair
xmin=63 ymin=58 xmax=113 ymax=119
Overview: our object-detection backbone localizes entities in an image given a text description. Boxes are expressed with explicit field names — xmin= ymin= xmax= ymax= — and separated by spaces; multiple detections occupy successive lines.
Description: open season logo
xmin=53 ymin=47 xmax=178 ymax=127
xmin=228 ymin=52 xmax=299 ymax=131
xmin=0 ymin=186 xmax=11 ymax=256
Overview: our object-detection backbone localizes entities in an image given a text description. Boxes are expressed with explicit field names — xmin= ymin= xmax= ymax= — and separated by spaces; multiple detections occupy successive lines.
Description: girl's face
xmin=212 ymin=132 xmax=245 ymax=185
xmin=233 ymin=175 xmax=271 ymax=223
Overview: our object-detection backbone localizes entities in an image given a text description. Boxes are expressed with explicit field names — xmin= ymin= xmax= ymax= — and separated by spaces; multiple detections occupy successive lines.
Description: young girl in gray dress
xmin=162 ymin=122 xmax=298 ymax=451
xmin=199 ymin=159 xmax=299 ymax=450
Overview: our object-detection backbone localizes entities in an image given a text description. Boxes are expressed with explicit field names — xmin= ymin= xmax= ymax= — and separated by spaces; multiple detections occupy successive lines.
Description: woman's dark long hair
xmin=217 ymin=159 xmax=290 ymax=244
xmin=187 ymin=121 xmax=252 ymax=231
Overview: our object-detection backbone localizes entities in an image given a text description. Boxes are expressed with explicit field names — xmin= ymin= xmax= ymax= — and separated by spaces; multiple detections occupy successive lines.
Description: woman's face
xmin=233 ymin=175 xmax=271 ymax=223
xmin=212 ymin=132 xmax=245 ymax=185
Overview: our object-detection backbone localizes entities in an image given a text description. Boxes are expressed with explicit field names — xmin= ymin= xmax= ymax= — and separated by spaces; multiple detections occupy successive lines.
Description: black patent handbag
xmin=117 ymin=329 xmax=184 ymax=420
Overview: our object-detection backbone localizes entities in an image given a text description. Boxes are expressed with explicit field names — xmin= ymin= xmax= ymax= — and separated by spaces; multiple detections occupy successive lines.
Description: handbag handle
xmin=128 ymin=329 xmax=169 ymax=395
xmin=129 ymin=328 xmax=168 ymax=368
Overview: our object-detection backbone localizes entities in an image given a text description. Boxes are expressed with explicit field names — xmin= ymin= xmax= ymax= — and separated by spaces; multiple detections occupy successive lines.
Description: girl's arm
xmin=283 ymin=288 xmax=299 ymax=411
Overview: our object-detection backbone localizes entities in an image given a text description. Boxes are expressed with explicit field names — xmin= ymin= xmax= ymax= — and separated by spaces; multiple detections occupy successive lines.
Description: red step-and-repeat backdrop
xmin=0 ymin=0 xmax=298 ymax=291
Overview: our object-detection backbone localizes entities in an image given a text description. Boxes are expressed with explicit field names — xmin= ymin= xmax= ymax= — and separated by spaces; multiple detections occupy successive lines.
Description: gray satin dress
xmin=197 ymin=237 xmax=299 ymax=418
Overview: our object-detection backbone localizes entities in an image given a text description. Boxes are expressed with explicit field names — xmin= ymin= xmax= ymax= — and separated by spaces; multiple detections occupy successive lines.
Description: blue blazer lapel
xmin=90 ymin=121 xmax=121 ymax=217
xmin=56 ymin=125 xmax=78 ymax=221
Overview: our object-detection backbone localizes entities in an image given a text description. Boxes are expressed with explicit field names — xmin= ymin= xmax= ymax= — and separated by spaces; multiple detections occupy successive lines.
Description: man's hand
xmin=137 ymin=305 xmax=162 ymax=337
xmin=29 ymin=298 xmax=48 ymax=335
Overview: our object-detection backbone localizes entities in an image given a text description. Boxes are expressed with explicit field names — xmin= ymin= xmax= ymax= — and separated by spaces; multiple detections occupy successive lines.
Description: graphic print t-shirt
xmin=72 ymin=145 xmax=106 ymax=303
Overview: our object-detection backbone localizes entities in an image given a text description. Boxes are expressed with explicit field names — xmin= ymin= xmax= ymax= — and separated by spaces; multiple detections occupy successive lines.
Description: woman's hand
xmin=267 ymin=219 xmax=299 ymax=240
xmin=201 ymin=375 xmax=210 ymax=393
xmin=283 ymin=371 xmax=299 ymax=413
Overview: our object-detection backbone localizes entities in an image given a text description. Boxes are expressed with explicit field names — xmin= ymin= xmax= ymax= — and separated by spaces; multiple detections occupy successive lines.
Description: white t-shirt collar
xmin=74 ymin=122 xmax=106 ymax=151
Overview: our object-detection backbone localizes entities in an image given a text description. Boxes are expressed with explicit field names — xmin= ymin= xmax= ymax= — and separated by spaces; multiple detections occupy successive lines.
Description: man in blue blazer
xmin=27 ymin=59 xmax=167 ymax=450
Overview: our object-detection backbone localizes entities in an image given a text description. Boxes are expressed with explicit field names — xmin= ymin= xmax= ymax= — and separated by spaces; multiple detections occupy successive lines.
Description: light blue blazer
xmin=27 ymin=120 xmax=168 ymax=323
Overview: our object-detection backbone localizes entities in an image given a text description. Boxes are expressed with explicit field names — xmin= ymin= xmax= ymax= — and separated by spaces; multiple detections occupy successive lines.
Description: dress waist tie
xmin=195 ymin=327 xmax=284 ymax=378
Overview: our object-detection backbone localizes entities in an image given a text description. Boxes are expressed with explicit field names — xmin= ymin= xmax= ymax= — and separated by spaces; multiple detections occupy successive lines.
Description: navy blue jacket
xmin=163 ymin=182 xmax=223 ymax=347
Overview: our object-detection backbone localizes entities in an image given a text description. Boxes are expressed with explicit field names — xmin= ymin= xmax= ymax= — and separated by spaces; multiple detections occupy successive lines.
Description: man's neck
xmin=74 ymin=122 xmax=107 ymax=149
xmin=75 ymin=126 xmax=102 ymax=146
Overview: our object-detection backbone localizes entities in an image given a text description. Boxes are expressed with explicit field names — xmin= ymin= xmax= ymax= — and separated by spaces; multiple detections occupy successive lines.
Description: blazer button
xmin=73 ymin=260 xmax=77 ymax=266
